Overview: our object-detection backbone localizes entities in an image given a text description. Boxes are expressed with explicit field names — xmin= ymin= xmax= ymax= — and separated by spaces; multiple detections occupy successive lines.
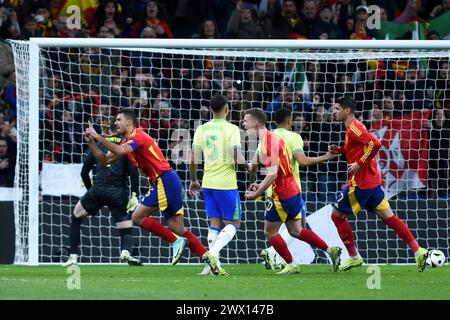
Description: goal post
xmin=10 ymin=38 xmax=450 ymax=265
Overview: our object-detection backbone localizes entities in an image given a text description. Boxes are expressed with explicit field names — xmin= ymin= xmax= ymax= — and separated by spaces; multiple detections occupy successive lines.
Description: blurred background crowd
xmin=0 ymin=0 xmax=449 ymax=200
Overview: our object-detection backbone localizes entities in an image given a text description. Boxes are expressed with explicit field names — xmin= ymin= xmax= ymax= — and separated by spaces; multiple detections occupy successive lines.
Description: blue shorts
xmin=333 ymin=185 xmax=390 ymax=216
xmin=265 ymin=193 xmax=306 ymax=223
xmin=203 ymin=188 xmax=241 ymax=221
xmin=141 ymin=169 xmax=184 ymax=220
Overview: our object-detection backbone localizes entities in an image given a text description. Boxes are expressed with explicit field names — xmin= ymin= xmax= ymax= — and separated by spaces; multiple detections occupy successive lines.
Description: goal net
xmin=10 ymin=39 xmax=450 ymax=265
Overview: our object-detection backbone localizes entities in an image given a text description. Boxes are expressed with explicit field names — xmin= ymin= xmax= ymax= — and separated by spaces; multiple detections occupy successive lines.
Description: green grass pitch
xmin=1 ymin=264 xmax=449 ymax=300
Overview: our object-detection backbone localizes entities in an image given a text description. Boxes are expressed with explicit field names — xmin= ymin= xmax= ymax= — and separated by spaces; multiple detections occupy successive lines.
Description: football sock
xmin=183 ymin=230 xmax=208 ymax=257
xmin=331 ymin=213 xmax=359 ymax=257
xmin=69 ymin=215 xmax=82 ymax=254
xmin=140 ymin=217 xmax=177 ymax=243
xmin=207 ymin=227 xmax=220 ymax=249
xmin=118 ymin=227 xmax=133 ymax=253
xmin=266 ymin=227 xmax=294 ymax=256
xmin=382 ymin=215 xmax=420 ymax=254
xmin=268 ymin=233 xmax=293 ymax=264
xmin=298 ymin=228 xmax=329 ymax=252
xmin=210 ymin=224 xmax=238 ymax=257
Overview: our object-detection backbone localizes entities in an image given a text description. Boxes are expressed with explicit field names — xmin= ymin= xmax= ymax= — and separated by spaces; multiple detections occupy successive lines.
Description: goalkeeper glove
xmin=127 ymin=192 xmax=139 ymax=213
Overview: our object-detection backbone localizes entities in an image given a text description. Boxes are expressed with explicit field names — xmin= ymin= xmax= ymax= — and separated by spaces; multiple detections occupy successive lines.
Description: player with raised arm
xmin=85 ymin=109 xmax=218 ymax=272
xmin=243 ymin=108 xmax=342 ymax=274
xmin=329 ymin=96 xmax=428 ymax=272
xmin=189 ymin=94 xmax=249 ymax=276
xmin=63 ymin=127 xmax=142 ymax=266
xmin=260 ymin=107 xmax=342 ymax=270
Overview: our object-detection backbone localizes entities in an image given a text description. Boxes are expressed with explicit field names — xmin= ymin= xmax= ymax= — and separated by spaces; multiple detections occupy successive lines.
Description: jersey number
xmin=206 ymin=135 xmax=219 ymax=161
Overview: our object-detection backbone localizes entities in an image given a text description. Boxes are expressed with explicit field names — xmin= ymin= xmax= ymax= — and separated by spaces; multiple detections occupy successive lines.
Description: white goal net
xmin=10 ymin=39 xmax=450 ymax=265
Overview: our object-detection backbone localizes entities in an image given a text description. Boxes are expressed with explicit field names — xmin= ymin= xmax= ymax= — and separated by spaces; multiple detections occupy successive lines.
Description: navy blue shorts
xmin=203 ymin=188 xmax=241 ymax=221
xmin=141 ymin=169 xmax=184 ymax=220
xmin=265 ymin=193 xmax=306 ymax=223
xmin=333 ymin=185 xmax=390 ymax=216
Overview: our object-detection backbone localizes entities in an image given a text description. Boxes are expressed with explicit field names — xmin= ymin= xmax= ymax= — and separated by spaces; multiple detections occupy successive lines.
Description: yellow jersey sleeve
xmin=192 ymin=125 xmax=203 ymax=149
xmin=230 ymin=125 xmax=241 ymax=148
xmin=292 ymin=133 xmax=304 ymax=154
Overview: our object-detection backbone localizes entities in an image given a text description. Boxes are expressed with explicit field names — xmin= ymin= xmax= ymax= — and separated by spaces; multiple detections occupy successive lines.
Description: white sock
xmin=210 ymin=224 xmax=238 ymax=257
xmin=207 ymin=227 xmax=220 ymax=249
xmin=266 ymin=228 xmax=295 ymax=256
xmin=350 ymin=254 xmax=360 ymax=260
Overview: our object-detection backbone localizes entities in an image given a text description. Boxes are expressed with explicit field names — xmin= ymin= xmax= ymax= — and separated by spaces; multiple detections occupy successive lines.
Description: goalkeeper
xmin=63 ymin=126 xmax=142 ymax=266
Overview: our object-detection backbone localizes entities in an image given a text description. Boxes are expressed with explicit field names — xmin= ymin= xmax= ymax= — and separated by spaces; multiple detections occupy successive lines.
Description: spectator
xmin=92 ymin=0 xmax=123 ymax=37
xmin=226 ymin=1 xmax=264 ymax=39
xmin=21 ymin=16 xmax=42 ymax=39
xmin=0 ymin=41 xmax=14 ymax=89
xmin=224 ymin=86 xmax=244 ymax=126
xmin=0 ymin=136 xmax=14 ymax=187
xmin=428 ymin=109 xmax=450 ymax=198
xmin=429 ymin=0 xmax=450 ymax=18
xmin=311 ymin=5 xmax=343 ymax=39
xmin=381 ymin=92 xmax=397 ymax=120
xmin=192 ymin=19 xmax=220 ymax=39
xmin=308 ymin=105 xmax=346 ymax=203
xmin=30 ymin=1 xmax=54 ymax=37
xmin=301 ymin=0 xmax=319 ymax=38
xmin=264 ymin=0 xmax=306 ymax=39
xmin=131 ymin=0 xmax=173 ymax=38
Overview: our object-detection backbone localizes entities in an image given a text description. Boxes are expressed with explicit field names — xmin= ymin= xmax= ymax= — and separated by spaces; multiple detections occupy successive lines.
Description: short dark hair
xmin=117 ymin=108 xmax=137 ymax=126
xmin=210 ymin=94 xmax=228 ymax=113
xmin=245 ymin=108 xmax=267 ymax=124
xmin=274 ymin=107 xmax=292 ymax=125
xmin=336 ymin=96 xmax=357 ymax=113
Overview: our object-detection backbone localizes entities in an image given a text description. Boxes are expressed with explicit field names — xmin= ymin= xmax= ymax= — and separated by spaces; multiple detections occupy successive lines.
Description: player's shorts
xmin=264 ymin=193 xmax=306 ymax=223
xmin=141 ymin=169 xmax=184 ymax=220
xmin=202 ymin=188 xmax=241 ymax=221
xmin=80 ymin=185 xmax=130 ymax=223
xmin=333 ymin=185 xmax=390 ymax=216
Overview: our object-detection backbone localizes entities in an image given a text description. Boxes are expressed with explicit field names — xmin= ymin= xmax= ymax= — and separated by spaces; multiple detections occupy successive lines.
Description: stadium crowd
xmin=0 ymin=0 xmax=449 ymax=198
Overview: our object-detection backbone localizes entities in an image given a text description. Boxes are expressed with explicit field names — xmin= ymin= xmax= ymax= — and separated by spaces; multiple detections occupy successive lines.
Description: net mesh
xmin=10 ymin=41 xmax=450 ymax=264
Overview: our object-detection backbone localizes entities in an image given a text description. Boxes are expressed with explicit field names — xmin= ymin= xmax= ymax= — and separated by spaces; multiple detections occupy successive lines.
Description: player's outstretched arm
xmin=86 ymin=137 xmax=122 ymax=167
xmin=86 ymin=121 xmax=132 ymax=157
xmin=295 ymin=150 xmax=338 ymax=167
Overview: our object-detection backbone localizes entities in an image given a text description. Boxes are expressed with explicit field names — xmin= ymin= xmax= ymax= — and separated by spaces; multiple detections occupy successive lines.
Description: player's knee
xmin=131 ymin=213 xmax=143 ymax=226
xmin=331 ymin=210 xmax=346 ymax=221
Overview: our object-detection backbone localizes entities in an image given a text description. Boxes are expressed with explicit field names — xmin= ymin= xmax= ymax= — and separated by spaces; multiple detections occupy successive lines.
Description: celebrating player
xmin=243 ymin=108 xmax=342 ymax=274
xmin=329 ymin=96 xmax=428 ymax=272
xmin=63 ymin=128 xmax=142 ymax=267
xmin=189 ymin=94 xmax=249 ymax=276
xmin=260 ymin=107 xmax=341 ymax=270
xmin=85 ymin=109 xmax=219 ymax=272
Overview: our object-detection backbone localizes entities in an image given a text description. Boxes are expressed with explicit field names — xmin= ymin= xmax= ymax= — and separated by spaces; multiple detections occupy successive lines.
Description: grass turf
xmin=0 ymin=264 xmax=449 ymax=300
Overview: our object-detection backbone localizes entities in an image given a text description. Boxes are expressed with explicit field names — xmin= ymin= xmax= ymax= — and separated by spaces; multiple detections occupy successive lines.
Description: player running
xmin=189 ymin=94 xmax=249 ymax=276
xmin=85 ymin=109 xmax=219 ymax=273
xmin=329 ymin=96 xmax=428 ymax=272
xmin=243 ymin=108 xmax=342 ymax=274
xmin=260 ymin=107 xmax=342 ymax=270
xmin=63 ymin=129 xmax=142 ymax=267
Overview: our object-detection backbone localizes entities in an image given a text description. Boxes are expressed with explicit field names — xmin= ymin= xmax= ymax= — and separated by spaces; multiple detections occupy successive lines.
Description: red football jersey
xmin=340 ymin=118 xmax=382 ymax=189
xmin=123 ymin=128 xmax=171 ymax=184
xmin=258 ymin=130 xmax=300 ymax=199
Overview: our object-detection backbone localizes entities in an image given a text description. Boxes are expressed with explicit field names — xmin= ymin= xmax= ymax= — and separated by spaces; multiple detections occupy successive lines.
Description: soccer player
xmin=85 ymin=109 xmax=219 ymax=273
xmin=62 ymin=129 xmax=142 ymax=266
xmin=189 ymin=94 xmax=249 ymax=276
xmin=328 ymin=96 xmax=428 ymax=272
xmin=243 ymin=108 xmax=342 ymax=274
xmin=260 ymin=107 xmax=342 ymax=270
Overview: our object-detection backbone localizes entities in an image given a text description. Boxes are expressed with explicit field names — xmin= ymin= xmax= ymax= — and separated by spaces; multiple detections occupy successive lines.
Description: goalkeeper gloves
xmin=127 ymin=192 xmax=139 ymax=213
